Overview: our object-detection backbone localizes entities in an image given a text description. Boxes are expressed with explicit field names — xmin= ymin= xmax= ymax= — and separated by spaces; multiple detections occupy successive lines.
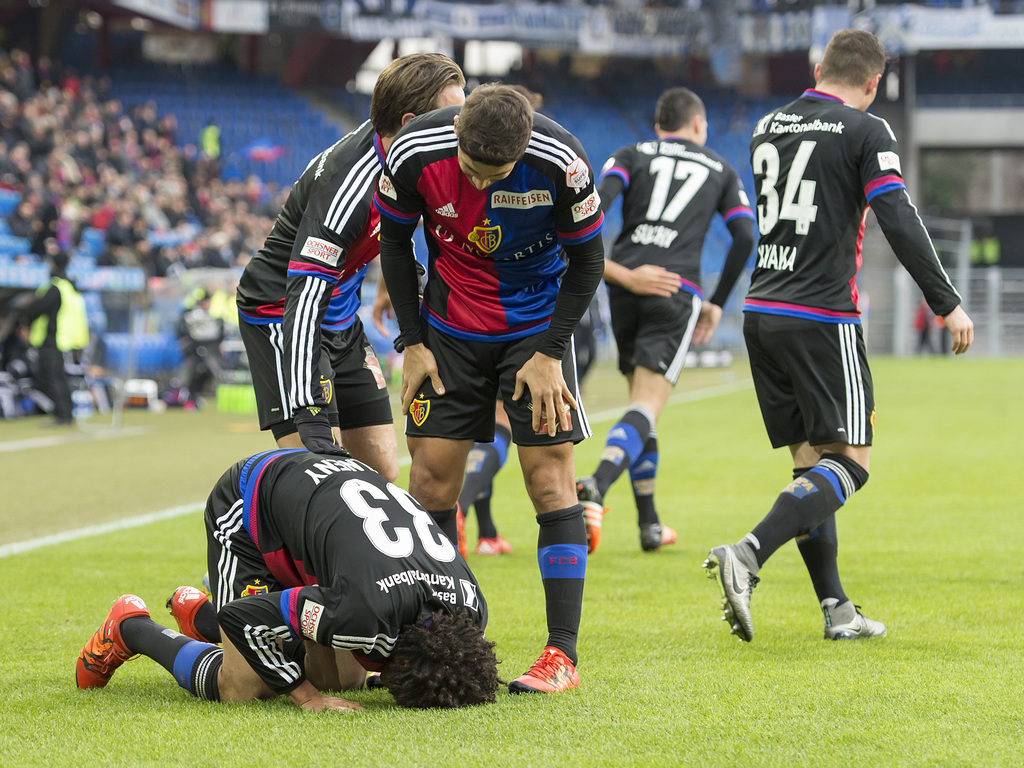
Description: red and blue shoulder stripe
xmin=723 ymin=205 xmax=755 ymax=224
xmin=864 ymin=174 xmax=905 ymax=202
xmin=374 ymin=193 xmax=419 ymax=225
xmin=557 ymin=212 xmax=603 ymax=244
xmin=598 ymin=165 xmax=630 ymax=188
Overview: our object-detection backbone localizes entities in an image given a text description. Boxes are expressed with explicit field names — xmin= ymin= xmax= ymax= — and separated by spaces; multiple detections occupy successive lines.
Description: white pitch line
xmin=0 ymin=379 xmax=751 ymax=559
xmin=0 ymin=425 xmax=152 ymax=453
xmin=0 ymin=502 xmax=204 ymax=559
xmin=585 ymin=378 xmax=752 ymax=424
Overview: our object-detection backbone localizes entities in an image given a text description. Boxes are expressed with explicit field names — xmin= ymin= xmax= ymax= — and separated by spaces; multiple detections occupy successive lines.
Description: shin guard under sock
xmin=592 ymin=406 xmax=654 ymax=497
xmin=458 ymin=424 xmax=510 ymax=540
xmin=629 ymin=433 xmax=660 ymax=526
xmin=120 ymin=616 xmax=223 ymax=700
xmin=193 ymin=599 xmax=222 ymax=644
xmin=536 ymin=505 xmax=587 ymax=665
xmin=748 ymin=454 xmax=868 ymax=568
xmin=797 ymin=513 xmax=847 ymax=605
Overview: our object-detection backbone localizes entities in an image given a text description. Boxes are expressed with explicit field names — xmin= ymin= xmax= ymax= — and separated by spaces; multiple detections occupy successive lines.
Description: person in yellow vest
xmin=20 ymin=250 xmax=89 ymax=425
xmin=200 ymin=119 xmax=221 ymax=179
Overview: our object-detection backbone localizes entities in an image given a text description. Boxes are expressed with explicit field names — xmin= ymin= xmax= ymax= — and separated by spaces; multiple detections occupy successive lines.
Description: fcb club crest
xmin=468 ymin=219 xmax=501 ymax=254
xmin=410 ymin=396 xmax=430 ymax=427
xmin=319 ymin=374 xmax=333 ymax=405
xmin=241 ymin=580 xmax=269 ymax=597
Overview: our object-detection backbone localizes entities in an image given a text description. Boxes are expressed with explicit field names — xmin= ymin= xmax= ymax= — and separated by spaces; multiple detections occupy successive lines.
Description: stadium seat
xmin=0 ymin=188 xmax=19 ymax=216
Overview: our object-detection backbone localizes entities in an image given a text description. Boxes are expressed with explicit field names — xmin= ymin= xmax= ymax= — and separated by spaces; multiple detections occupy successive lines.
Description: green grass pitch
xmin=1 ymin=357 xmax=1021 ymax=766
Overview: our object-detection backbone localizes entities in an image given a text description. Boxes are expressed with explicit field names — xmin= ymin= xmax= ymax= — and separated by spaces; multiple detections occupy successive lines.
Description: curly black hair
xmin=380 ymin=609 xmax=500 ymax=709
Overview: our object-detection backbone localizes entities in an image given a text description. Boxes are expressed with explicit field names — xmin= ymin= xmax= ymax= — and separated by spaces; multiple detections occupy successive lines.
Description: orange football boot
xmin=166 ymin=585 xmax=216 ymax=643
xmin=76 ymin=594 xmax=149 ymax=689
xmin=508 ymin=646 xmax=580 ymax=694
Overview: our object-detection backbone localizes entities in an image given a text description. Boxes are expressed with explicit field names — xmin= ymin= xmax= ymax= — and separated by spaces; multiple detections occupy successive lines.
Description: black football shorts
xmin=609 ymin=286 xmax=700 ymax=385
xmin=203 ymin=479 xmax=305 ymax=662
xmin=743 ymin=311 xmax=874 ymax=449
xmin=239 ymin=317 xmax=392 ymax=436
xmin=405 ymin=323 xmax=592 ymax=446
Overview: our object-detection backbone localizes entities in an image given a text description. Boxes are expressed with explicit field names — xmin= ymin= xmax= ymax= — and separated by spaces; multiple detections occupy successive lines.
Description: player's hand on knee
xmin=514 ymin=353 xmax=575 ymax=436
xmin=293 ymin=407 xmax=351 ymax=457
xmin=400 ymin=343 xmax=443 ymax=413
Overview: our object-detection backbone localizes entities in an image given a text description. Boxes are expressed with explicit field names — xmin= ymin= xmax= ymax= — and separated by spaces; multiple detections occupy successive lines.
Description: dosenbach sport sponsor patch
xmin=300 ymin=236 xmax=342 ymax=267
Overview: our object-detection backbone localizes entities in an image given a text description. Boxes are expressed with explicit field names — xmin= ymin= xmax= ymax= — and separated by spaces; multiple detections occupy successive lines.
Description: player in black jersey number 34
xmin=704 ymin=29 xmax=973 ymax=643
xmin=76 ymin=450 xmax=499 ymax=710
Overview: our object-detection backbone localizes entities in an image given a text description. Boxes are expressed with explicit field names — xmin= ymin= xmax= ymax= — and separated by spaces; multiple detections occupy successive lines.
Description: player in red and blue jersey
xmin=575 ymin=87 xmax=756 ymax=554
xmin=704 ymin=30 xmax=973 ymax=643
xmin=376 ymin=84 xmax=605 ymax=693
xmin=76 ymin=449 xmax=499 ymax=710
xmin=235 ymin=54 xmax=466 ymax=480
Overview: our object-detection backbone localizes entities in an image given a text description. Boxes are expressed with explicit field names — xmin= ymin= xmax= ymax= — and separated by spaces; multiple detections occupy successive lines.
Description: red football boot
xmin=166 ymin=585 xmax=216 ymax=643
xmin=76 ymin=594 xmax=149 ymax=689
xmin=508 ymin=646 xmax=581 ymax=694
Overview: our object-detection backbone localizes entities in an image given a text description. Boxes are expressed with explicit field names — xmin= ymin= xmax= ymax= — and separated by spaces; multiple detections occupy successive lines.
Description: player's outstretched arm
xmin=512 ymin=351 xmax=576 ymax=437
xmin=942 ymin=305 xmax=974 ymax=355
xmin=287 ymin=680 xmax=365 ymax=712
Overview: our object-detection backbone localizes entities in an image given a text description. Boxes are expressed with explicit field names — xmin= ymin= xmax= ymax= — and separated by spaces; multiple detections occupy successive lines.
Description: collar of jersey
xmin=803 ymin=88 xmax=845 ymax=103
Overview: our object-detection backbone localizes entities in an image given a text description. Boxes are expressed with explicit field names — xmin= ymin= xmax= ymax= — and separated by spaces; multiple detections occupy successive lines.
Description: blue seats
xmin=0 ymin=188 xmax=19 ymax=216
xmin=102 ymin=333 xmax=183 ymax=375
xmin=0 ymin=234 xmax=31 ymax=257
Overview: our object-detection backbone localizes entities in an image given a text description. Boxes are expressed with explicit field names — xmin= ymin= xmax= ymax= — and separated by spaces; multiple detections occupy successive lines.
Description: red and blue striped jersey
xmin=374 ymin=107 xmax=603 ymax=341
xmin=746 ymin=90 xmax=960 ymax=323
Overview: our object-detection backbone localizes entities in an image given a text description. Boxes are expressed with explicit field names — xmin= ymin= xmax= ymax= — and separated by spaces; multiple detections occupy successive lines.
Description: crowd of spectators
xmin=0 ymin=45 xmax=287 ymax=329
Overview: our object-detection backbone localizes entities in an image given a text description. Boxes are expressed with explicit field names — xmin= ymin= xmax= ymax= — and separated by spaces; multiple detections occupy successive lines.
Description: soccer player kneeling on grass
xmin=75 ymin=449 xmax=499 ymax=710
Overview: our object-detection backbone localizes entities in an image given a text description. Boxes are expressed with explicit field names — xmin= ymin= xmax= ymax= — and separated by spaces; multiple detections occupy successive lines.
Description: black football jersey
xmin=214 ymin=449 xmax=487 ymax=694
xmin=598 ymin=138 xmax=754 ymax=290
xmin=746 ymin=89 xmax=960 ymax=322
xmin=236 ymin=121 xmax=385 ymax=410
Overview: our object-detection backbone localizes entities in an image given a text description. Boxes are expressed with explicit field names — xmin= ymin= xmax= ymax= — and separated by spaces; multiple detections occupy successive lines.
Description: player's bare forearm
xmin=372 ymin=275 xmax=393 ymax=337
